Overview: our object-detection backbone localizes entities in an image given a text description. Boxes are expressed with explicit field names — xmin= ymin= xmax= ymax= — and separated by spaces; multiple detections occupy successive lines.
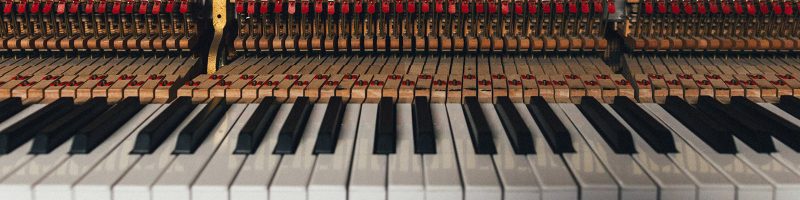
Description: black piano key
xmin=610 ymin=96 xmax=678 ymax=154
xmin=695 ymin=96 xmax=776 ymax=153
xmin=661 ymin=96 xmax=737 ymax=154
xmin=131 ymin=97 xmax=196 ymax=154
xmin=234 ymin=97 xmax=281 ymax=154
xmin=374 ymin=97 xmax=397 ymax=154
xmin=70 ymin=97 xmax=144 ymax=154
xmin=777 ymin=95 xmax=800 ymax=120
xmin=412 ymin=96 xmax=436 ymax=154
xmin=526 ymin=96 xmax=574 ymax=153
xmin=313 ymin=97 xmax=347 ymax=154
xmin=173 ymin=97 xmax=230 ymax=154
xmin=494 ymin=96 xmax=535 ymax=154
xmin=0 ymin=98 xmax=75 ymax=154
xmin=462 ymin=96 xmax=496 ymax=154
xmin=729 ymin=96 xmax=800 ymax=152
xmin=273 ymin=97 xmax=314 ymax=154
xmin=577 ymin=96 xmax=637 ymax=154
xmin=0 ymin=97 xmax=24 ymax=123
xmin=31 ymin=98 xmax=110 ymax=154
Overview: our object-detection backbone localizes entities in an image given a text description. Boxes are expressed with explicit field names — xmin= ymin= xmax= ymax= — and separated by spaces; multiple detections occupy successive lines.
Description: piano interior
xmin=0 ymin=0 xmax=800 ymax=199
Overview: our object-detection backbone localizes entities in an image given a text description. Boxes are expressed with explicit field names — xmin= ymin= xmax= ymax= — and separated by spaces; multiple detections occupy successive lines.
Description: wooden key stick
xmin=431 ymin=74 xmax=449 ymax=103
xmin=137 ymin=75 xmax=168 ymax=103
xmin=662 ymin=74 xmax=685 ymax=101
xmin=460 ymin=74 xmax=477 ymax=103
xmin=702 ymin=74 xmax=730 ymax=103
xmin=748 ymin=74 xmax=779 ymax=102
xmin=305 ymin=74 xmax=329 ymax=102
xmin=189 ymin=75 xmax=224 ymax=103
xmin=274 ymin=74 xmax=299 ymax=102
xmin=581 ymin=75 xmax=603 ymax=103
xmin=564 ymin=74 xmax=586 ymax=103
xmin=75 ymin=75 xmax=107 ymax=103
xmin=719 ymin=74 xmax=745 ymax=99
xmin=240 ymin=75 xmax=270 ymax=103
xmin=676 ymin=74 xmax=700 ymax=104
xmin=17 ymin=75 xmax=63 ymax=104
xmin=776 ymin=74 xmax=800 ymax=97
xmin=383 ymin=74 xmax=402 ymax=101
xmin=261 ymin=75 xmax=286 ymax=101
xmin=550 ymin=75 xmax=570 ymax=103
xmin=319 ymin=75 xmax=344 ymax=103
xmin=153 ymin=75 xmax=182 ymax=103
xmin=289 ymin=75 xmax=315 ymax=102
xmin=594 ymin=74 xmax=617 ymax=103
xmin=733 ymin=74 xmax=764 ymax=102
xmin=335 ymin=74 xmax=359 ymax=103
xmin=763 ymin=74 xmax=793 ymax=98
xmin=506 ymin=74 xmax=523 ymax=103
xmin=224 ymin=75 xmax=255 ymax=103
xmin=209 ymin=75 xmax=240 ymax=100
xmin=44 ymin=75 xmax=78 ymax=102
xmin=60 ymin=75 xmax=93 ymax=100
xmin=351 ymin=75 xmax=373 ymax=103
xmin=366 ymin=74 xmax=388 ymax=103
xmin=691 ymin=75 xmax=714 ymax=102
xmin=398 ymin=75 xmax=416 ymax=103
xmin=0 ymin=75 xmax=33 ymax=99
xmin=414 ymin=74 xmax=433 ymax=100
xmin=520 ymin=74 xmax=539 ymax=104
xmin=633 ymin=74 xmax=653 ymax=103
xmin=177 ymin=74 xmax=209 ymax=97
xmin=490 ymin=74 xmax=508 ymax=103
xmin=536 ymin=77 xmax=555 ymax=103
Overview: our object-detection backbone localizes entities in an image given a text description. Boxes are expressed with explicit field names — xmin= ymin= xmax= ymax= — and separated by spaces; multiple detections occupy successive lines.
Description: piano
xmin=0 ymin=0 xmax=798 ymax=199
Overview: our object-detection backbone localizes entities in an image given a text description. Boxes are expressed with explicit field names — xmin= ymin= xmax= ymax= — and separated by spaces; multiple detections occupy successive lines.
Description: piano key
xmin=151 ymin=104 xmax=246 ymax=200
xmin=514 ymin=103 xmax=579 ymax=200
xmin=777 ymin=95 xmax=800 ymax=119
xmin=386 ymin=103 xmax=425 ymax=200
xmin=131 ymin=96 xmax=196 ymax=154
xmin=234 ymin=97 xmax=280 ymax=154
xmin=481 ymin=103 xmax=542 ymax=199
xmin=70 ymin=97 xmax=144 ymax=154
xmin=269 ymin=103 xmax=326 ymax=200
xmin=72 ymin=104 xmax=168 ymax=200
xmin=695 ymin=96 xmax=776 ymax=153
xmin=173 ymin=97 xmax=230 ymax=154
xmin=756 ymin=103 xmax=800 ymax=173
xmin=0 ymin=98 xmax=74 ymax=154
xmin=446 ymin=104 xmax=502 ymax=200
xmin=526 ymin=96 xmax=575 ymax=153
xmin=661 ymin=96 xmax=737 ymax=154
xmin=549 ymin=103 xmax=618 ymax=200
xmin=229 ymin=104 xmax=292 ymax=200
xmin=349 ymin=103 xmax=388 ymax=200
xmin=729 ymin=96 xmax=800 ymax=152
xmin=602 ymin=103 xmax=698 ymax=200
xmin=576 ymin=96 xmax=637 ymax=154
xmin=0 ymin=105 xmax=46 ymax=179
xmin=610 ymin=96 xmax=677 ymax=153
xmin=308 ymin=104 xmax=361 ymax=200
xmin=638 ymin=103 xmax=736 ymax=200
xmin=274 ymin=96 xmax=314 ymax=154
xmin=731 ymin=136 xmax=800 ymax=200
xmin=192 ymin=104 xmax=257 ymax=200
xmin=0 ymin=97 xmax=24 ymax=122
xmin=313 ymin=96 xmax=347 ymax=154
xmin=559 ymin=103 xmax=657 ymax=200
xmin=30 ymin=97 xmax=110 ymax=154
xmin=493 ymin=96 xmax=535 ymax=154
xmin=412 ymin=96 xmax=436 ymax=154
xmin=462 ymin=96 xmax=497 ymax=154
xmin=422 ymin=104 xmax=464 ymax=200
xmin=374 ymin=97 xmax=397 ymax=154
xmin=113 ymin=104 xmax=206 ymax=200
xmin=33 ymin=104 xmax=161 ymax=200
xmin=640 ymin=104 xmax=774 ymax=200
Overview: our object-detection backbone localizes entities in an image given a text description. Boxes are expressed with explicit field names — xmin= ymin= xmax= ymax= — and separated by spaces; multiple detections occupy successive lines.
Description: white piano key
xmin=638 ymin=103 xmax=735 ymax=200
xmin=308 ymin=104 xmax=361 ymax=200
xmin=732 ymin=137 xmax=800 ymax=200
xmin=191 ymin=104 xmax=258 ymax=200
xmin=387 ymin=104 xmax=424 ymax=200
xmin=34 ymin=104 xmax=162 ymax=200
xmin=0 ymin=134 xmax=72 ymax=200
xmin=73 ymin=104 xmax=168 ymax=200
xmin=229 ymin=104 xmax=292 ymax=200
xmin=445 ymin=104 xmax=502 ymax=200
xmin=269 ymin=104 xmax=326 ymax=200
xmin=601 ymin=104 xmax=697 ymax=200
xmin=423 ymin=104 xmax=464 ymax=200
xmin=549 ymin=103 xmax=618 ymax=200
xmin=151 ymin=104 xmax=247 ymax=200
xmin=558 ymin=104 xmax=657 ymax=200
xmin=113 ymin=104 xmax=206 ymax=200
xmin=481 ymin=103 xmax=541 ymax=200
xmin=756 ymin=103 xmax=800 ymax=174
xmin=0 ymin=104 xmax=45 ymax=179
xmin=348 ymin=103 xmax=387 ymax=200
xmin=514 ymin=103 xmax=578 ymax=200
xmin=640 ymin=103 xmax=773 ymax=200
